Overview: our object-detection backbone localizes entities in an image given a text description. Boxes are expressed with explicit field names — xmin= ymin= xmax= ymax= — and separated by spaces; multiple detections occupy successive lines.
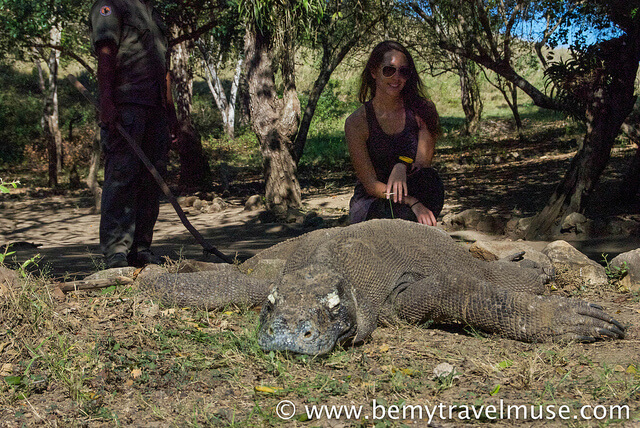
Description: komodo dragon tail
xmin=140 ymin=264 xmax=271 ymax=309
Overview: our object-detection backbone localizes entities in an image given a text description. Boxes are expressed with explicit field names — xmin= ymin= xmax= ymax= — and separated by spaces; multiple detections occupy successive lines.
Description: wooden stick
xmin=57 ymin=276 xmax=134 ymax=293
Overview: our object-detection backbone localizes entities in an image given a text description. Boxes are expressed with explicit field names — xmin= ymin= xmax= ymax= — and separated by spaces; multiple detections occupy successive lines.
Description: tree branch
xmin=169 ymin=19 xmax=221 ymax=47
xmin=29 ymin=43 xmax=94 ymax=75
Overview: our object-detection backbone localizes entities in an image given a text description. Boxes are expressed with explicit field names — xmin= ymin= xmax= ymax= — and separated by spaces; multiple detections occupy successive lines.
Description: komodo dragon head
xmin=257 ymin=264 xmax=357 ymax=355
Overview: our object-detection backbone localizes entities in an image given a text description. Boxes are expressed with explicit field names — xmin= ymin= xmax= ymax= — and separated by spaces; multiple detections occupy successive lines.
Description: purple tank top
xmin=349 ymin=102 xmax=420 ymax=223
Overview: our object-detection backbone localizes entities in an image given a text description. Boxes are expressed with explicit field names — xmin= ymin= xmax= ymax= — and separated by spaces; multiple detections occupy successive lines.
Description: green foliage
xmin=237 ymin=0 xmax=326 ymax=36
xmin=602 ymin=253 xmax=629 ymax=283
xmin=0 ymin=64 xmax=42 ymax=164
xmin=0 ymin=0 xmax=88 ymax=58
xmin=298 ymin=80 xmax=357 ymax=167
xmin=0 ymin=178 xmax=20 ymax=194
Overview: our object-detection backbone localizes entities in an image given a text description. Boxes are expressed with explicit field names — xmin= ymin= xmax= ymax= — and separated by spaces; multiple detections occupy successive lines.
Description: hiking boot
xmin=128 ymin=249 xmax=162 ymax=267
xmin=105 ymin=252 xmax=129 ymax=269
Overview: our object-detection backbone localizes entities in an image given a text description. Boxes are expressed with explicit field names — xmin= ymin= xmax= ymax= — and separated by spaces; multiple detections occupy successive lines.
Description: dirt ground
xmin=1 ymin=120 xmax=640 ymax=426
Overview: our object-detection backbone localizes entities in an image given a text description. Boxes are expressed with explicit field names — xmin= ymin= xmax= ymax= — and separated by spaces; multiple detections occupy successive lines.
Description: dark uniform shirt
xmin=89 ymin=0 xmax=169 ymax=107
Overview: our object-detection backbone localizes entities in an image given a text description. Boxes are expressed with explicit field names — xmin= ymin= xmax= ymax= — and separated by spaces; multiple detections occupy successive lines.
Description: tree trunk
xmin=293 ymin=37 xmax=360 ymax=162
xmin=620 ymin=100 xmax=640 ymax=200
xmin=170 ymin=38 xmax=212 ymax=189
xmin=38 ymin=27 xmax=63 ymax=188
xmin=456 ymin=58 xmax=482 ymax=135
xmin=87 ymin=122 xmax=102 ymax=213
xmin=198 ymin=42 xmax=243 ymax=139
xmin=244 ymin=25 xmax=301 ymax=214
xmin=504 ymin=82 xmax=522 ymax=134
xmin=620 ymin=144 xmax=640 ymax=200
xmin=525 ymin=36 xmax=640 ymax=239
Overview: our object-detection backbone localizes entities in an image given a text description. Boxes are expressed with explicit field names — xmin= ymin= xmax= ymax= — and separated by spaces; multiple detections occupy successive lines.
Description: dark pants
xmin=366 ymin=167 xmax=445 ymax=222
xmin=100 ymin=104 xmax=170 ymax=258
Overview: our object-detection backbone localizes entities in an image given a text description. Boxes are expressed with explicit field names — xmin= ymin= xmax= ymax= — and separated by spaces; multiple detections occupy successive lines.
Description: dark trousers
xmin=366 ymin=167 xmax=445 ymax=222
xmin=100 ymin=104 xmax=170 ymax=257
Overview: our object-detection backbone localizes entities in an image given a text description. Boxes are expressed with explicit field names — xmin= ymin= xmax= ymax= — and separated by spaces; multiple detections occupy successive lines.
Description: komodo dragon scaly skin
xmin=144 ymin=219 xmax=625 ymax=355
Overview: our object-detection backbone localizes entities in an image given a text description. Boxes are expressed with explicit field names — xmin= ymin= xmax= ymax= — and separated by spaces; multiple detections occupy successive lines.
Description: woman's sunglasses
xmin=382 ymin=65 xmax=412 ymax=79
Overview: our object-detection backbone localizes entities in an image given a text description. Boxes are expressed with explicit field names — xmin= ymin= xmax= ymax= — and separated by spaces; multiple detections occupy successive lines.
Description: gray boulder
xmin=469 ymin=240 xmax=554 ymax=279
xmin=611 ymin=248 xmax=640 ymax=292
xmin=542 ymin=240 xmax=608 ymax=289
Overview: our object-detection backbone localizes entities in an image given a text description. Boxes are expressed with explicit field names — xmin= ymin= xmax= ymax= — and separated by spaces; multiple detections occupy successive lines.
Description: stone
xmin=210 ymin=197 xmax=226 ymax=213
xmin=542 ymin=240 xmax=608 ymax=288
xmin=560 ymin=212 xmax=588 ymax=233
xmin=611 ymin=248 xmax=640 ymax=291
xmin=183 ymin=196 xmax=197 ymax=207
xmin=244 ymin=195 xmax=264 ymax=211
xmin=193 ymin=198 xmax=205 ymax=211
xmin=469 ymin=240 xmax=554 ymax=278
xmin=0 ymin=266 xmax=20 ymax=297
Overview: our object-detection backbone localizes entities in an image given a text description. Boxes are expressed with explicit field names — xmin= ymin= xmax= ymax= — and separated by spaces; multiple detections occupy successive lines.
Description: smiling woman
xmin=345 ymin=41 xmax=445 ymax=226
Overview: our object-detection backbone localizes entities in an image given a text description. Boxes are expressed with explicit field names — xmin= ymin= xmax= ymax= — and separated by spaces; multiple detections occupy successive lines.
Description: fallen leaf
xmin=497 ymin=360 xmax=513 ymax=369
xmin=433 ymin=362 xmax=460 ymax=380
xmin=254 ymin=385 xmax=283 ymax=394
xmin=0 ymin=363 xmax=13 ymax=377
xmin=131 ymin=368 xmax=142 ymax=379
xmin=626 ymin=365 xmax=637 ymax=375
xmin=379 ymin=344 xmax=390 ymax=353
xmin=391 ymin=367 xmax=415 ymax=376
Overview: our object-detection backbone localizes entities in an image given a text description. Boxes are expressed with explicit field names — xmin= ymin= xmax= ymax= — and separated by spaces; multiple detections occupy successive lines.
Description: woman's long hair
xmin=358 ymin=40 xmax=441 ymax=138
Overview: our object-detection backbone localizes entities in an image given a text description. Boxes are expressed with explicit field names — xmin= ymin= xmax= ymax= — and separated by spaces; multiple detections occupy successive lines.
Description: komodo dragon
xmin=144 ymin=219 xmax=625 ymax=355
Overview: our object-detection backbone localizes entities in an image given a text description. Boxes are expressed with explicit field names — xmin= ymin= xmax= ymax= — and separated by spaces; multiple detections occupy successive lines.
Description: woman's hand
xmin=386 ymin=163 xmax=408 ymax=203
xmin=411 ymin=201 xmax=437 ymax=226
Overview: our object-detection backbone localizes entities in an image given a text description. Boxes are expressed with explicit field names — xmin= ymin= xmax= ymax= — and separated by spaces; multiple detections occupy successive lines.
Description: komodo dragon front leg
xmin=393 ymin=271 xmax=625 ymax=342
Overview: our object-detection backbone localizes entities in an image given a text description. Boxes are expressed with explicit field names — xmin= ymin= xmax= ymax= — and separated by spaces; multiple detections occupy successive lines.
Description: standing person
xmin=345 ymin=41 xmax=444 ymax=225
xmin=89 ymin=0 xmax=178 ymax=268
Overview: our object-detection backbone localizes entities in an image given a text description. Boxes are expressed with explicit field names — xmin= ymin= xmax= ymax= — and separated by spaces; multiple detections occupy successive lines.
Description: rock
xmin=443 ymin=209 xmax=505 ymax=235
xmin=542 ymin=240 xmax=608 ymax=289
xmin=433 ymin=363 xmax=460 ymax=380
xmin=210 ymin=197 xmax=227 ymax=213
xmin=469 ymin=241 xmax=554 ymax=279
xmin=193 ymin=198 xmax=205 ymax=211
xmin=611 ymin=248 xmax=640 ymax=292
xmin=0 ymin=266 xmax=20 ymax=297
xmin=84 ymin=266 xmax=137 ymax=281
xmin=505 ymin=217 xmax=534 ymax=239
xmin=605 ymin=217 xmax=640 ymax=237
xmin=183 ymin=196 xmax=198 ymax=207
xmin=286 ymin=208 xmax=305 ymax=224
xmin=476 ymin=215 xmax=505 ymax=235
xmin=244 ymin=195 xmax=264 ymax=211
xmin=453 ymin=209 xmax=482 ymax=229
xmin=560 ymin=212 xmax=591 ymax=235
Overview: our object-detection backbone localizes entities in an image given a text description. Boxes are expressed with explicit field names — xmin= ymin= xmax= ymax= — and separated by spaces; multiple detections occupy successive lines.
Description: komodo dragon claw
xmin=549 ymin=301 xmax=626 ymax=342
